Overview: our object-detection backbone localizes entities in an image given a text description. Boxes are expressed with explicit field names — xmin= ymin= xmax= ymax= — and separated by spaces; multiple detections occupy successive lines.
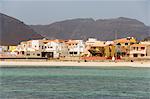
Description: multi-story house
xmin=41 ymin=40 xmax=64 ymax=58
xmin=114 ymin=37 xmax=137 ymax=57
xmin=15 ymin=39 xmax=69 ymax=58
xmin=66 ymin=40 xmax=85 ymax=56
xmin=130 ymin=44 xmax=150 ymax=58
xmin=15 ymin=40 xmax=44 ymax=58
xmin=84 ymin=38 xmax=115 ymax=58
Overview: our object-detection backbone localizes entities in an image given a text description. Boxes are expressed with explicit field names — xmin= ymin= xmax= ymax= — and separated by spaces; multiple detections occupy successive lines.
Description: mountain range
xmin=0 ymin=13 xmax=150 ymax=45
xmin=30 ymin=17 xmax=150 ymax=41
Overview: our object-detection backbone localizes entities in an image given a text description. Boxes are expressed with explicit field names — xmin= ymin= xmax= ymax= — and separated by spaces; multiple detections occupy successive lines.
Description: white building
xmin=66 ymin=40 xmax=85 ymax=56
xmin=15 ymin=40 xmax=45 ymax=58
xmin=15 ymin=39 xmax=69 ymax=58
xmin=27 ymin=40 xmax=45 ymax=52
xmin=130 ymin=44 xmax=150 ymax=58
xmin=43 ymin=41 xmax=61 ymax=58
xmin=85 ymin=38 xmax=98 ymax=46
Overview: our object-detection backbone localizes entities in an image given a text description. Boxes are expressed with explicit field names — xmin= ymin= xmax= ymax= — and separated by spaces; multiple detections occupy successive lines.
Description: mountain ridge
xmin=0 ymin=13 xmax=43 ymax=46
xmin=30 ymin=17 xmax=150 ymax=41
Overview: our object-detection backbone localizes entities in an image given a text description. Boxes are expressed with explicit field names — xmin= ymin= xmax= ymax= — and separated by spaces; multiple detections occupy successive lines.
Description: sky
xmin=0 ymin=0 xmax=150 ymax=25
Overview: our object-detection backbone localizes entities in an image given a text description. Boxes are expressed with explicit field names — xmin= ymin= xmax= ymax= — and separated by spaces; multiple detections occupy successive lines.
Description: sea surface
xmin=0 ymin=66 xmax=150 ymax=99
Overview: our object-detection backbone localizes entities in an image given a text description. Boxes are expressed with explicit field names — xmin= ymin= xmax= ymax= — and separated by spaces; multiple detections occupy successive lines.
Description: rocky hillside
xmin=31 ymin=17 xmax=150 ymax=41
xmin=0 ymin=13 xmax=43 ymax=46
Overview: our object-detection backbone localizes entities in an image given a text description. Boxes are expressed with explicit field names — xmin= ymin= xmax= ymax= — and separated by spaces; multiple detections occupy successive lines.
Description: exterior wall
xmin=30 ymin=40 xmax=45 ymax=51
xmin=9 ymin=46 xmax=17 ymax=52
xmin=104 ymin=45 xmax=115 ymax=57
xmin=45 ymin=42 xmax=61 ymax=58
xmin=68 ymin=40 xmax=85 ymax=56
xmin=0 ymin=46 xmax=9 ymax=52
xmin=25 ymin=51 xmax=42 ymax=58
xmin=85 ymin=38 xmax=98 ymax=46
xmin=130 ymin=54 xmax=146 ymax=58
xmin=141 ymin=41 xmax=150 ymax=45
xmin=130 ymin=45 xmax=147 ymax=58
xmin=114 ymin=37 xmax=137 ymax=57
xmin=0 ymin=47 xmax=2 ymax=53
xmin=146 ymin=45 xmax=150 ymax=56
xmin=59 ymin=43 xmax=68 ymax=57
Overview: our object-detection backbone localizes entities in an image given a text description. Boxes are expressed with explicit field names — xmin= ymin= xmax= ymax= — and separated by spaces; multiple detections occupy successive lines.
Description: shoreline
xmin=0 ymin=61 xmax=150 ymax=68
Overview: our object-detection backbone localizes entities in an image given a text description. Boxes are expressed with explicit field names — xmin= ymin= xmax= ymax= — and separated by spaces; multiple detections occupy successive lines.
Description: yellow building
xmin=85 ymin=41 xmax=115 ymax=58
xmin=8 ymin=46 xmax=17 ymax=52
xmin=104 ymin=45 xmax=116 ymax=58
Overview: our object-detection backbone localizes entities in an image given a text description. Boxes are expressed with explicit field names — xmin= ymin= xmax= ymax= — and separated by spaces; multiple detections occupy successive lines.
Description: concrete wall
xmin=147 ymin=45 xmax=150 ymax=56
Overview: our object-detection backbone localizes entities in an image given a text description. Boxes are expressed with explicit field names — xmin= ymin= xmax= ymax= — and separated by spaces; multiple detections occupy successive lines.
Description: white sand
xmin=0 ymin=61 xmax=150 ymax=67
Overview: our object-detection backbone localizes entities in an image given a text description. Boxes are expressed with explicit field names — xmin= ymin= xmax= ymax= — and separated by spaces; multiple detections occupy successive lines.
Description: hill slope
xmin=0 ymin=13 xmax=43 ymax=46
xmin=31 ymin=17 xmax=150 ymax=41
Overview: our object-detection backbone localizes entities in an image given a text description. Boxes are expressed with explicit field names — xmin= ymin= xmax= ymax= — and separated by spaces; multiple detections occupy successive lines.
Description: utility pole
xmin=115 ymin=30 xmax=118 ymax=58
xmin=115 ymin=30 xmax=118 ymax=40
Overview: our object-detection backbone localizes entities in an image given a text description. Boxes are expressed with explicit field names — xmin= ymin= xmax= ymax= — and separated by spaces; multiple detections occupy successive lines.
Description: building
xmin=140 ymin=41 xmax=150 ymax=45
xmin=42 ymin=40 xmax=63 ymax=58
xmin=114 ymin=37 xmax=137 ymax=57
xmin=0 ymin=46 xmax=9 ymax=52
xmin=8 ymin=46 xmax=17 ymax=52
xmin=130 ymin=44 xmax=150 ymax=58
xmin=66 ymin=40 xmax=85 ymax=56
xmin=15 ymin=39 xmax=69 ymax=58
xmin=84 ymin=38 xmax=105 ymax=57
xmin=104 ymin=41 xmax=116 ymax=58
xmin=15 ymin=40 xmax=45 ymax=58
xmin=85 ymin=38 xmax=99 ymax=46
xmin=84 ymin=39 xmax=115 ymax=58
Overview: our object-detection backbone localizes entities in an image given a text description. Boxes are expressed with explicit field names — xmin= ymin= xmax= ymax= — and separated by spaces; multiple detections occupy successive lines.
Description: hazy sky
xmin=0 ymin=0 xmax=150 ymax=25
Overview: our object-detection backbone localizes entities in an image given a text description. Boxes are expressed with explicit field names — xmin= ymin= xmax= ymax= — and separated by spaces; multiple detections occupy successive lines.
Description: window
xmin=22 ymin=51 xmax=24 ymax=55
xmin=125 ymin=43 xmax=128 ymax=45
xmin=74 ymin=52 xmax=77 ymax=54
xmin=27 ymin=54 xmax=30 ymax=56
xmin=45 ymin=46 xmax=47 ymax=48
xmin=42 ymin=46 xmax=44 ymax=49
xmin=130 ymin=43 xmax=134 ymax=45
xmin=117 ymin=43 xmax=121 ymax=45
xmin=37 ymin=54 xmax=40 ymax=56
xmin=133 ymin=47 xmax=136 ymax=50
xmin=133 ymin=54 xmax=138 ymax=57
xmin=141 ymin=47 xmax=145 ymax=50
xmin=141 ymin=54 xmax=145 ymax=57
xmin=69 ymin=52 xmax=73 ymax=54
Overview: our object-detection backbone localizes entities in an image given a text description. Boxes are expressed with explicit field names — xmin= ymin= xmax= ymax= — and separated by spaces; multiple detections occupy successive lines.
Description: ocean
xmin=0 ymin=66 xmax=150 ymax=99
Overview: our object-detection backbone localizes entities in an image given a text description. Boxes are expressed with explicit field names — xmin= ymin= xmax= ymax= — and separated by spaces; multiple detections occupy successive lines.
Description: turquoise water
xmin=0 ymin=66 xmax=150 ymax=99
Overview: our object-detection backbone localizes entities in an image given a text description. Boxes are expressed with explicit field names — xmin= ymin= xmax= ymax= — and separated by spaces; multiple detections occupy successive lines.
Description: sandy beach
xmin=0 ymin=61 xmax=150 ymax=67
